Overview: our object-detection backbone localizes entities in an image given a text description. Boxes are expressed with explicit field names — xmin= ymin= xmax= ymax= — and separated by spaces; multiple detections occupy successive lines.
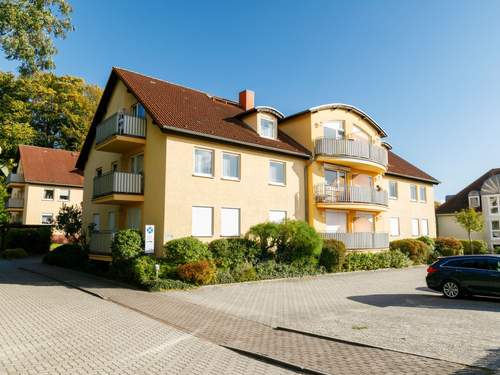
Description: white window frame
xmin=193 ymin=148 xmax=214 ymax=178
xmin=389 ymin=217 xmax=400 ymax=237
xmin=130 ymin=153 xmax=144 ymax=174
xmin=259 ymin=115 xmax=277 ymax=139
xmin=410 ymin=184 xmax=418 ymax=202
xmin=489 ymin=195 xmax=500 ymax=215
xmin=491 ymin=219 xmax=500 ymax=239
xmin=58 ymin=189 xmax=70 ymax=202
xmin=220 ymin=208 xmax=240 ymax=237
xmin=411 ymin=218 xmax=420 ymax=237
xmin=41 ymin=213 xmax=54 ymax=225
xmin=221 ymin=152 xmax=241 ymax=181
xmin=269 ymin=160 xmax=286 ymax=186
xmin=388 ymin=181 xmax=398 ymax=200
xmin=42 ymin=188 xmax=55 ymax=201
xmin=419 ymin=186 xmax=427 ymax=203
xmin=468 ymin=195 xmax=480 ymax=208
xmin=191 ymin=206 xmax=213 ymax=237
xmin=420 ymin=219 xmax=429 ymax=236
xmin=323 ymin=120 xmax=345 ymax=140
xmin=269 ymin=210 xmax=287 ymax=223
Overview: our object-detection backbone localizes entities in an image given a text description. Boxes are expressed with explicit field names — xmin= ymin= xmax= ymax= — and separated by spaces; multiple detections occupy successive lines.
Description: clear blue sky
xmin=2 ymin=0 xmax=499 ymax=200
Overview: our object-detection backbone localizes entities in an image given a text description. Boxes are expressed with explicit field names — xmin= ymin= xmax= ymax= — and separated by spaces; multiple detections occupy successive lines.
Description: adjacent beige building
xmin=76 ymin=68 xmax=438 ymax=260
xmin=6 ymin=146 xmax=84 ymax=240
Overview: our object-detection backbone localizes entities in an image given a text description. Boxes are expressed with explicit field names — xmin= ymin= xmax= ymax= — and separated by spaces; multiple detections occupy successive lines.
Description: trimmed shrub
xmin=434 ymin=237 xmax=463 ymax=256
xmin=177 ymin=260 xmax=216 ymax=285
xmin=1 ymin=248 xmax=28 ymax=260
xmin=209 ymin=238 xmax=260 ymax=269
xmin=417 ymin=236 xmax=435 ymax=250
xmin=131 ymin=256 xmax=157 ymax=285
xmin=254 ymin=260 xmax=323 ymax=280
xmin=163 ymin=237 xmax=211 ymax=265
xmin=4 ymin=227 xmax=51 ymax=254
xmin=246 ymin=222 xmax=280 ymax=255
xmin=343 ymin=250 xmax=411 ymax=272
xmin=43 ymin=244 xmax=87 ymax=268
xmin=390 ymin=239 xmax=430 ymax=264
xmin=388 ymin=249 xmax=412 ymax=268
xmin=111 ymin=229 xmax=143 ymax=262
xmin=232 ymin=263 xmax=257 ymax=282
xmin=275 ymin=220 xmax=322 ymax=265
xmin=319 ymin=239 xmax=346 ymax=272
xmin=214 ymin=268 xmax=236 ymax=284
xmin=461 ymin=240 xmax=488 ymax=255
xmin=142 ymin=279 xmax=194 ymax=291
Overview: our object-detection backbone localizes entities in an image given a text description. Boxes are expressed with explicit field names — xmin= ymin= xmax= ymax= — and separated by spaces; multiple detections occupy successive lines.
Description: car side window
xmin=460 ymin=260 xmax=476 ymax=268
xmin=444 ymin=260 xmax=464 ymax=268
xmin=487 ymin=259 xmax=500 ymax=271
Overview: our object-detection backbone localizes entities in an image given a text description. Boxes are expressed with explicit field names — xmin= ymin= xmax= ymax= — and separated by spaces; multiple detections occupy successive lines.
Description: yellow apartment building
xmin=76 ymin=68 xmax=438 ymax=260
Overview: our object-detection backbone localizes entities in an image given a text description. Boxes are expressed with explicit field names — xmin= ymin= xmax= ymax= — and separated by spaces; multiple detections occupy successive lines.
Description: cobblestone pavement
xmin=0 ymin=259 xmax=295 ymax=375
xmin=21 ymin=262 xmax=492 ymax=375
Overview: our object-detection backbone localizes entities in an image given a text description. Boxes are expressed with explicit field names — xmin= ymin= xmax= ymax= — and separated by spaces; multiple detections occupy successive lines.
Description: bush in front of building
xmin=434 ymin=237 xmax=463 ymax=256
xmin=253 ymin=260 xmax=323 ymax=280
xmin=245 ymin=222 xmax=280 ymax=256
xmin=111 ymin=229 xmax=143 ymax=262
xmin=43 ymin=243 xmax=88 ymax=268
xmin=1 ymin=248 xmax=28 ymax=260
xmin=342 ymin=250 xmax=411 ymax=272
xmin=275 ymin=220 xmax=323 ymax=266
xmin=177 ymin=259 xmax=216 ymax=285
xmin=319 ymin=239 xmax=346 ymax=272
xmin=208 ymin=238 xmax=260 ymax=270
xmin=460 ymin=240 xmax=488 ymax=255
xmin=163 ymin=237 xmax=212 ymax=265
xmin=417 ymin=236 xmax=435 ymax=250
xmin=141 ymin=278 xmax=194 ymax=291
xmin=389 ymin=239 xmax=430 ymax=264
xmin=4 ymin=226 xmax=51 ymax=254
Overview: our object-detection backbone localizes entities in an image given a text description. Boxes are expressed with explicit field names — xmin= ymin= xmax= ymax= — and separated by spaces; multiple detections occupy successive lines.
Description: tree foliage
xmin=0 ymin=0 xmax=73 ymax=75
xmin=55 ymin=203 xmax=82 ymax=242
xmin=456 ymin=208 xmax=484 ymax=243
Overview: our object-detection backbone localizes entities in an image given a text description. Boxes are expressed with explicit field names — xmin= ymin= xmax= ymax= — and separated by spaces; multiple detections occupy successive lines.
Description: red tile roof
xmin=76 ymin=68 xmax=310 ymax=170
xmin=386 ymin=151 xmax=439 ymax=184
xmin=19 ymin=145 xmax=83 ymax=187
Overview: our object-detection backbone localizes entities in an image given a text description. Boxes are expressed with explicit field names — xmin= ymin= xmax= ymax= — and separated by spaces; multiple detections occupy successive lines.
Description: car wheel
xmin=442 ymin=280 xmax=461 ymax=299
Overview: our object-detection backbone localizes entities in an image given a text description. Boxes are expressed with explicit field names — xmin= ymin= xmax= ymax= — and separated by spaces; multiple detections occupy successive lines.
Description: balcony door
xmin=353 ymin=212 xmax=374 ymax=233
xmin=325 ymin=210 xmax=347 ymax=233
xmin=351 ymin=125 xmax=371 ymax=143
xmin=323 ymin=121 xmax=344 ymax=140
xmin=131 ymin=154 xmax=144 ymax=174
xmin=351 ymin=174 xmax=373 ymax=188
xmin=325 ymin=169 xmax=346 ymax=201
xmin=127 ymin=207 xmax=142 ymax=230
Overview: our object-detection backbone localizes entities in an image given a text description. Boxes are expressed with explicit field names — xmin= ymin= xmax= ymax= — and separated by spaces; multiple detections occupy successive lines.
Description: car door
xmin=462 ymin=258 xmax=500 ymax=296
xmin=483 ymin=258 xmax=500 ymax=295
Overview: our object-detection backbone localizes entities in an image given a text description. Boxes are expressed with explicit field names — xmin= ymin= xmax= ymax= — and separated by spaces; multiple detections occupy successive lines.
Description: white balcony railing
xmin=95 ymin=112 xmax=146 ymax=145
xmin=314 ymin=138 xmax=388 ymax=167
xmin=93 ymin=171 xmax=143 ymax=198
xmin=314 ymin=185 xmax=388 ymax=206
xmin=5 ymin=198 xmax=24 ymax=209
xmin=89 ymin=231 xmax=115 ymax=254
xmin=319 ymin=232 xmax=389 ymax=249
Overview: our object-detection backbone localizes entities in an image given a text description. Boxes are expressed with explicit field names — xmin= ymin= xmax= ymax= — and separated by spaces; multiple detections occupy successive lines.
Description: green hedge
xmin=1 ymin=248 xmax=28 ymax=260
xmin=434 ymin=237 xmax=463 ymax=256
xmin=111 ymin=229 xmax=143 ymax=262
xmin=163 ymin=237 xmax=211 ymax=264
xmin=208 ymin=238 xmax=259 ymax=270
xmin=389 ymin=239 xmax=430 ymax=264
xmin=43 ymin=244 xmax=88 ymax=269
xmin=4 ymin=227 xmax=51 ymax=254
xmin=275 ymin=220 xmax=323 ymax=265
xmin=142 ymin=278 xmax=194 ymax=291
xmin=461 ymin=240 xmax=488 ymax=255
xmin=319 ymin=239 xmax=346 ymax=272
xmin=343 ymin=250 xmax=410 ymax=272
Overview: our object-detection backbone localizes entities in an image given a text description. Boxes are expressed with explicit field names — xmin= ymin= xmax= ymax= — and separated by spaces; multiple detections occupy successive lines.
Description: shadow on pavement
xmin=453 ymin=347 xmax=500 ymax=374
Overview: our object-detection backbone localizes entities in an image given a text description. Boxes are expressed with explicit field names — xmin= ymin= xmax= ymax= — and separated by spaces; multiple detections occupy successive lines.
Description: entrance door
xmin=326 ymin=210 xmax=347 ymax=233
xmin=127 ymin=207 xmax=142 ymax=230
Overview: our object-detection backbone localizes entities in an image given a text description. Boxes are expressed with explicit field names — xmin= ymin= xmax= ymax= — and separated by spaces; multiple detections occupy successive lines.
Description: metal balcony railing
xmin=6 ymin=173 xmax=25 ymax=185
xmin=5 ymin=198 xmax=24 ymax=209
xmin=95 ymin=112 xmax=146 ymax=144
xmin=89 ymin=231 xmax=115 ymax=254
xmin=319 ymin=232 xmax=389 ymax=249
xmin=93 ymin=171 xmax=143 ymax=198
xmin=314 ymin=138 xmax=388 ymax=167
xmin=314 ymin=184 xmax=388 ymax=206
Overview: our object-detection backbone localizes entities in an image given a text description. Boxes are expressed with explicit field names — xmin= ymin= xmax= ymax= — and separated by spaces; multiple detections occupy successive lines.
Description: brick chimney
xmin=239 ymin=89 xmax=255 ymax=111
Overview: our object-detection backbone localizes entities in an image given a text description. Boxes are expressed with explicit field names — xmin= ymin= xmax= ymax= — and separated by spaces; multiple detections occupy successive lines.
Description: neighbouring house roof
xmin=18 ymin=145 xmax=84 ymax=187
xmin=76 ymin=68 xmax=311 ymax=170
xmin=386 ymin=151 xmax=439 ymax=185
xmin=436 ymin=169 xmax=500 ymax=214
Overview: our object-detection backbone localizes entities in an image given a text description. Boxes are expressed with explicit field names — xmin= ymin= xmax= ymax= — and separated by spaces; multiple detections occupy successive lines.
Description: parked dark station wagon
xmin=426 ymin=255 xmax=500 ymax=298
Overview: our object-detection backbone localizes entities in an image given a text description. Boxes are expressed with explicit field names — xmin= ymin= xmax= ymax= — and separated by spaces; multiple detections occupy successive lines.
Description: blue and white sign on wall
xmin=145 ymin=225 xmax=155 ymax=254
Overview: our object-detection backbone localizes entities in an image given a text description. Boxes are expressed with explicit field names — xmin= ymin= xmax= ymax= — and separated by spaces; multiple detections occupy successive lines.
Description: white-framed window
xmin=193 ymin=148 xmax=214 ymax=177
xmin=468 ymin=195 xmax=480 ymax=208
xmin=41 ymin=213 xmax=53 ymax=225
xmin=269 ymin=210 xmax=287 ymax=223
xmin=131 ymin=153 xmax=144 ymax=174
xmin=192 ymin=206 xmax=213 ymax=237
xmin=489 ymin=195 xmax=499 ymax=215
xmin=58 ymin=189 xmax=70 ymax=201
xmin=350 ymin=124 xmax=372 ymax=143
xmin=420 ymin=219 xmax=429 ymax=236
xmin=411 ymin=218 xmax=420 ymax=236
xmin=222 ymin=152 xmax=240 ymax=180
xmin=259 ymin=116 xmax=277 ymax=139
xmin=323 ymin=121 xmax=345 ymax=139
xmin=491 ymin=219 xmax=500 ymax=238
xmin=42 ymin=189 xmax=54 ymax=200
xmin=410 ymin=184 xmax=418 ymax=201
xmin=131 ymin=102 xmax=146 ymax=119
xmin=220 ymin=208 xmax=240 ymax=237
xmin=389 ymin=217 xmax=400 ymax=236
xmin=419 ymin=186 xmax=427 ymax=202
xmin=388 ymin=181 xmax=398 ymax=199
xmin=92 ymin=213 xmax=100 ymax=231
xmin=269 ymin=160 xmax=286 ymax=185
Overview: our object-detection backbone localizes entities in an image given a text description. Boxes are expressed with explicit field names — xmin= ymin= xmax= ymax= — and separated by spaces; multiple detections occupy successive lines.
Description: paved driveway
xmin=169 ymin=267 xmax=500 ymax=370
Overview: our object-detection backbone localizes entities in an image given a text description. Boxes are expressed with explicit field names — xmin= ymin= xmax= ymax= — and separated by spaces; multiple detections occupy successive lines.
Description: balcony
xmin=314 ymin=138 xmax=388 ymax=172
xmin=319 ymin=232 xmax=389 ymax=250
xmin=92 ymin=171 xmax=144 ymax=204
xmin=314 ymin=184 xmax=388 ymax=211
xmin=89 ymin=231 xmax=114 ymax=260
xmin=95 ymin=112 xmax=146 ymax=153
xmin=5 ymin=198 xmax=24 ymax=210
xmin=6 ymin=173 xmax=25 ymax=187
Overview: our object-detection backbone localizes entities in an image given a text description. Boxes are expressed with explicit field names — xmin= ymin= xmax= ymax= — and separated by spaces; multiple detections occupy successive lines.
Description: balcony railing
xmin=95 ymin=112 xmax=146 ymax=145
xmin=93 ymin=171 xmax=143 ymax=198
xmin=89 ymin=231 xmax=115 ymax=254
xmin=6 ymin=173 xmax=25 ymax=185
xmin=314 ymin=138 xmax=388 ymax=167
xmin=314 ymin=184 xmax=388 ymax=206
xmin=319 ymin=232 xmax=389 ymax=249
xmin=5 ymin=198 xmax=24 ymax=209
